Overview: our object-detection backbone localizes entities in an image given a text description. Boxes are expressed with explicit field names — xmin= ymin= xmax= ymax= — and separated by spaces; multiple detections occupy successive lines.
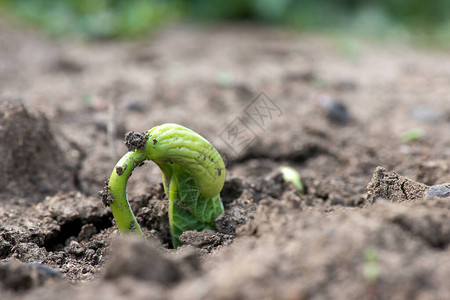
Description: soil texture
xmin=0 ymin=22 xmax=449 ymax=299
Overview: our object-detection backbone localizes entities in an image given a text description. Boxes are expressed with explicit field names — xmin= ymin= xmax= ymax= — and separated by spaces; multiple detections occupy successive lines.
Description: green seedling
xmin=278 ymin=166 xmax=305 ymax=194
xmin=217 ymin=71 xmax=234 ymax=87
xmin=100 ymin=123 xmax=226 ymax=248
xmin=400 ymin=127 xmax=425 ymax=142
xmin=363 ymin=247 xmax=380 ymax=283
xmin=82 ymin=93 xmax=92 ymax=105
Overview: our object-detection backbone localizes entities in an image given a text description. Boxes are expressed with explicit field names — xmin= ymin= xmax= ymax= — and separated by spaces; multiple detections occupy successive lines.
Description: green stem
xmin=167 ymin=165 xmax=179 ymax=247
xmin=108 ymin=151 xmax=147 ymax=235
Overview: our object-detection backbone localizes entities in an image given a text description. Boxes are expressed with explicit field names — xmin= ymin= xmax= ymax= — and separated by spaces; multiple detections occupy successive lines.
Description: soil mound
xmin=0 ymin=100 xmax=75 ymax=202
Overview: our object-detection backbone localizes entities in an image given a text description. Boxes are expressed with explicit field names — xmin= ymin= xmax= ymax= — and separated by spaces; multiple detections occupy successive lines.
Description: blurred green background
xmin=0 ymin=0 xmax=449 ymax=45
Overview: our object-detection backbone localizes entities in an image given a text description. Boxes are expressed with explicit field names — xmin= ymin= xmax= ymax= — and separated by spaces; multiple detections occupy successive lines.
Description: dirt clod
xmin=0 ymin=261 xmax=60 ymax=292
xmin=77 ymin=224 xmax=97 ymax=241
xmin=115 ymin=165 xmax=125 ymax=176
xmin=179 ymin=229 xmax=230 ymax=251
xmin=124 ymin=131 xmax=149 ymax=152
xmin=99 ymin=181 xmax=115 ymax=207
xmin=0 ymin=100 xmax=75 ymax=202
xmin=103 ymin=236 xmax=182 ymax=285
xmin=366 ymin=166 xmax=429 ymax=203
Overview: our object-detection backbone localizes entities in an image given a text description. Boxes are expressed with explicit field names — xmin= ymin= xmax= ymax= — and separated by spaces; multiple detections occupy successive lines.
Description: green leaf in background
xmin=1 ymin=0 xmax=450 ymax=45
xmin=400 ymin=127 xmax=425 ymax=142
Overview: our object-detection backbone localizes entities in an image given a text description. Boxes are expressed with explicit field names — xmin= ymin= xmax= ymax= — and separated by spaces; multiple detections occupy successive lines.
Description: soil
xmin=0 ymin=100 xmax=76 ymax=203
xmin=1 ymin=21 xmax=450 ymax=299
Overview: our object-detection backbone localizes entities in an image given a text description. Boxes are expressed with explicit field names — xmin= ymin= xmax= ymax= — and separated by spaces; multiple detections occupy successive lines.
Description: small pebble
xmin=425 ymin=184 xmax=450 ymax=199
xmin=126 ymin=100 xmax=145 ymax=112
xmin=411 ymin=107 xmax=439 ymax=123
xmin=314 ymin=94 xmax=352 ymax=124
xmin=78 ymin=224 xmax=97 ymax=241
xmin=325 ymin=101 xmax=351 ymax=124
xmin=84 ymin=249 xmax=95 ymax=258
xmin=69 ymin=241 xmax=85 ymax=256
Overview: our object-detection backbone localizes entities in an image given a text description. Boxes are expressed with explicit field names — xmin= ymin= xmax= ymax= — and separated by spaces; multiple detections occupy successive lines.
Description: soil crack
xmin=43 ymin=215 xmax=112 ymax=251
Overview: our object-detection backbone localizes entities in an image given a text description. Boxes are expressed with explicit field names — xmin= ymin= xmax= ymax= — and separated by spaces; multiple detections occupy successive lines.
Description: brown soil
xmin=0 ymin=100 xmax=76 ymax=203
xmin=0 ymin=21 xmax=449 ymax=299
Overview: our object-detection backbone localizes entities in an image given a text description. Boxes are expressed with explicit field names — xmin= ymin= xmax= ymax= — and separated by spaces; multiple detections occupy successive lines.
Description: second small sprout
xmin=278 ymin=166 xmax=305 ymax=194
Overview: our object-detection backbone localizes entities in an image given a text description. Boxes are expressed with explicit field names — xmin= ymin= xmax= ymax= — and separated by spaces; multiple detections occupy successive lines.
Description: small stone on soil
xmin=410 ymin=107 xmax=439 ymax=123
xmin=424 ymin=184 xmax=450 ymax=200
xmin=315 ymin=95 xmax=352 ymax=124
xmin=125 ymin=100 xmax=145 ymax=112
xmin=324 ymin=101 xmax=351 ymax=124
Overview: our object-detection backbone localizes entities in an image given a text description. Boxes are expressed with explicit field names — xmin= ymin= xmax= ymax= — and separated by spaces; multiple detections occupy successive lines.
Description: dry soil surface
xmin=0 ymin=21 xmax=450 ymax=300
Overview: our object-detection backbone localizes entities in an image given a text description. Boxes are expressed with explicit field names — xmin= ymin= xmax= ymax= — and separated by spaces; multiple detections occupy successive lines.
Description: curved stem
xmin=167 ymin=165 xmax=179 ymax=247
xmin=108 ymin=151 xmax=147 ymax=235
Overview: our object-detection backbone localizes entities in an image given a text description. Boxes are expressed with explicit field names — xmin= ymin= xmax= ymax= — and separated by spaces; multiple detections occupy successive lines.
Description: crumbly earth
xmin=0 ymin=100 xmax=76 ymax=203
xmin=0 ymin=20 xmax=449 ymax=299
